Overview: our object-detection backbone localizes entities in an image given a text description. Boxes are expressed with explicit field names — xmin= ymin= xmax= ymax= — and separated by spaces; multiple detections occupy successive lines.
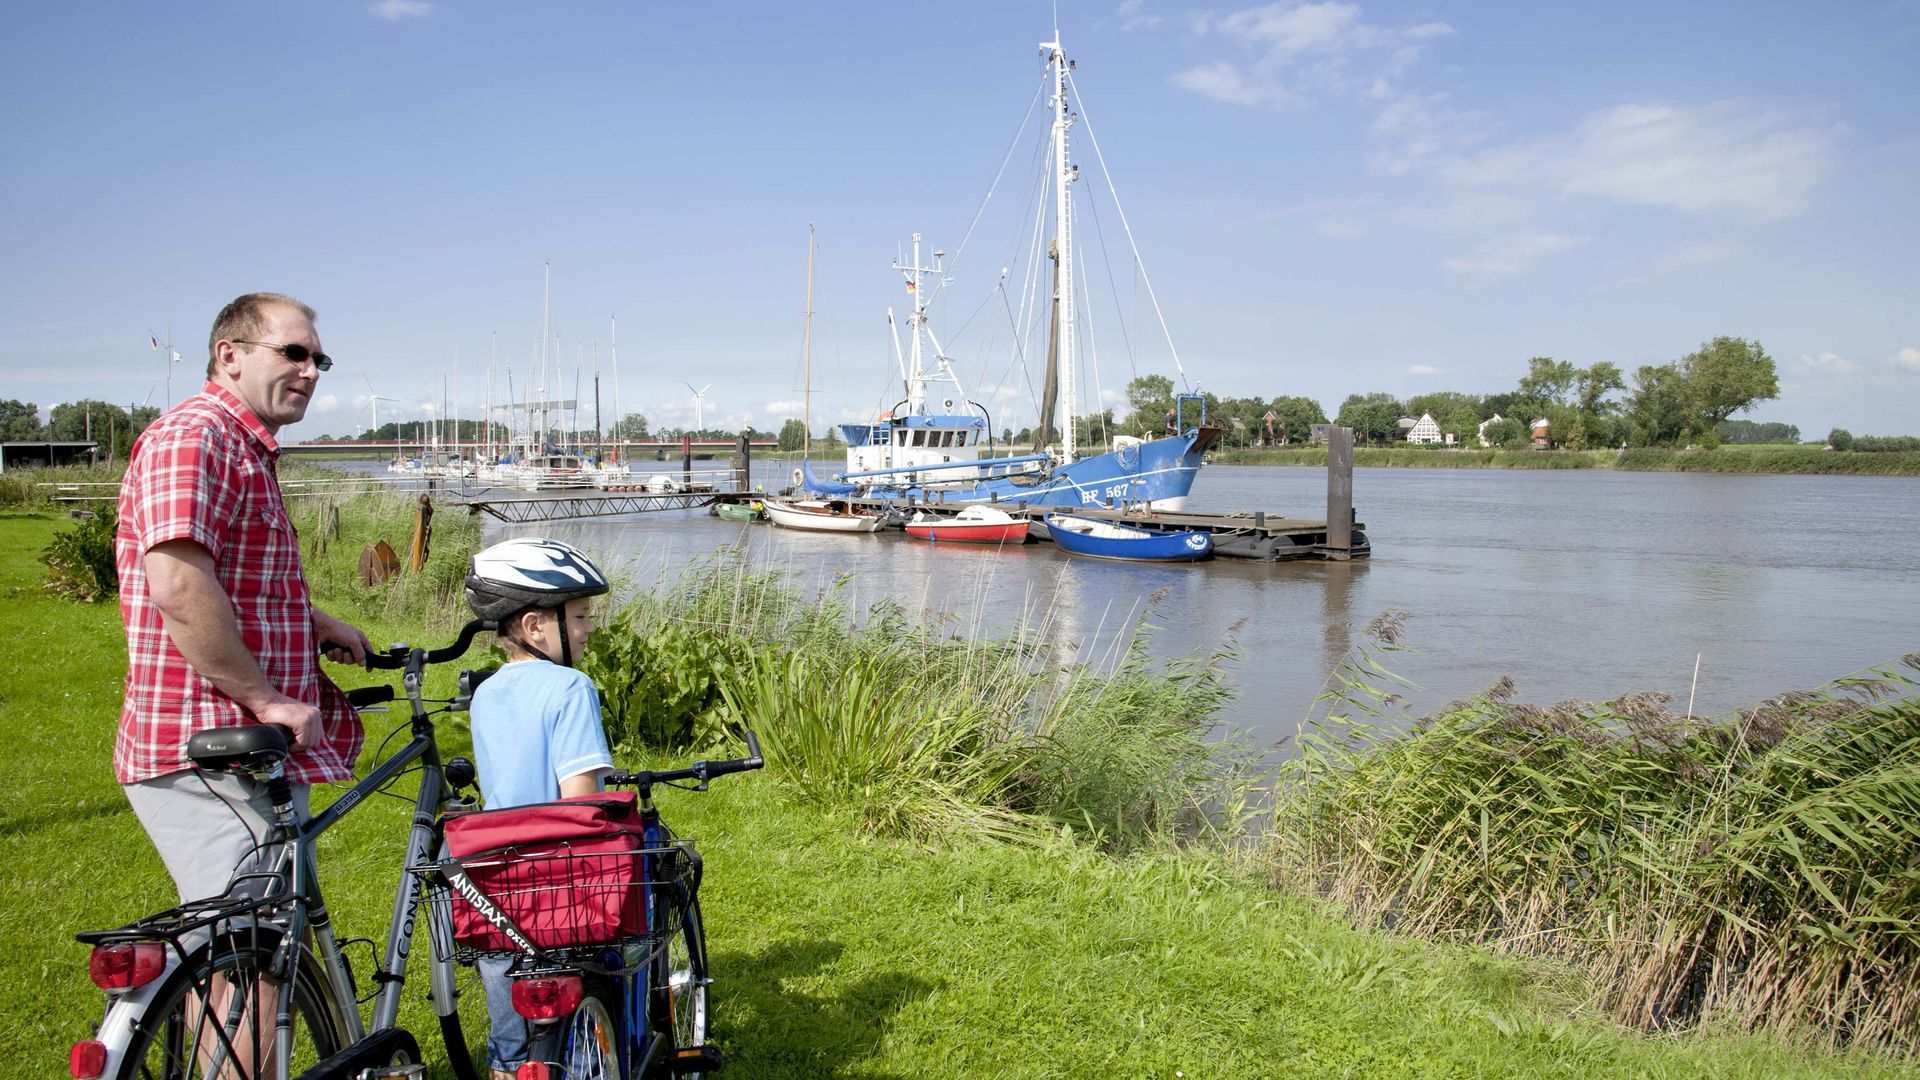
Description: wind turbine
xmin=685 ymin=382 xmax=712 ymax=433
xmin=362 ymin=374 xmax=398 ymax=451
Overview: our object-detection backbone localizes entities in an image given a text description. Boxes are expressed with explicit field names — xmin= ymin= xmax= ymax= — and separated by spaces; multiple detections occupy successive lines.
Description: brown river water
xmin=353 ymin=462 xmax=1920 ymax=748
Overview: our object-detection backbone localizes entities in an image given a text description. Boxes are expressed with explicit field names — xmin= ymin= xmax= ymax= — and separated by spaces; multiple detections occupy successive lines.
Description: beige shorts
xmin=123 ymin=769 xmax=312 ymax=903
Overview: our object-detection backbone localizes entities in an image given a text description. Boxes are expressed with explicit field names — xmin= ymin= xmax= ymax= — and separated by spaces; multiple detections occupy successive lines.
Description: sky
xmin=3 ymin=1 xmax=1916 ymax=443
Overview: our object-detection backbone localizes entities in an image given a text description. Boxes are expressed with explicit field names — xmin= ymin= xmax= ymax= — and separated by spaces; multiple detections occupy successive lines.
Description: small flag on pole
xmin=149 ymin=335 xmax=160 ymax=350
xmin=169 ymin=349 xmax=182 ymax=366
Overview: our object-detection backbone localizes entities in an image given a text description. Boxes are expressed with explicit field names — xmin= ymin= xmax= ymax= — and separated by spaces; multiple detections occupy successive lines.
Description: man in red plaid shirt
xmin=116 ymin=292 xmax=374 ymax=902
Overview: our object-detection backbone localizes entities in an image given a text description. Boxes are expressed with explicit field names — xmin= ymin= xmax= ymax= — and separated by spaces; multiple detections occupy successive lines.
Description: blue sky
xmin=3 ymin=1 xmax=1916 ymax=442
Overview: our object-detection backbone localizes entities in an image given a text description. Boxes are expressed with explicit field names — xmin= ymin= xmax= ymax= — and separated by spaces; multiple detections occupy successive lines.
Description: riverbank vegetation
xmin=1274 ymin=617 xmax=1920 ymax=1056
xmin=8 ymin=491 xmax=1916 ymax=1075
xmin=1214 ymin=444 xmax=1920 ymax=475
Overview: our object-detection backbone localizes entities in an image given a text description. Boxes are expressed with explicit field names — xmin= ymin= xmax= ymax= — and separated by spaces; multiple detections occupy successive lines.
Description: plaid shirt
xmin=115 ymin=383 xmax=363 ymax=784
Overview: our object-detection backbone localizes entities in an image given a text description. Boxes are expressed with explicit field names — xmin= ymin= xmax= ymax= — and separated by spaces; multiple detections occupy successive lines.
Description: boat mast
xmin=803 ymin=224 xmax=814 ymax=458
xmin=1044 ymin=36 xmax=1079 ymax=463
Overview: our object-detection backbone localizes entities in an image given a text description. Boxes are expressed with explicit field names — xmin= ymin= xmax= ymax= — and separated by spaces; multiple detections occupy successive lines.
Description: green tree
xmin=1827 ymin=427 xmax=1853 ymax=451
xmin=611 ymin=412 xmax=650 ymax=440
xmin=1124 ymin=374 xmax=1175 ymax=434
xmin=1334 ymin=392 xmax=1404 ymax=444
xmin=1264 ymin=395 xmax=1326 ymax=445
xmin=1629 ymin=363 xmax=1692 ymax=446
xmin=1680 ymin=336 xmax=1778 ymax=427
xmin=0 ymin=399 xmax=42 ymax=440
xmin=776 ymin=418 xmax=808 ymax=451
xmin=48 ymin=400 xmax=129 ymax=442
xmin=1517 ymin=357 xmax=1578 ymax=407
xmin=1481 ymin=416 xmax=1528 ymax=448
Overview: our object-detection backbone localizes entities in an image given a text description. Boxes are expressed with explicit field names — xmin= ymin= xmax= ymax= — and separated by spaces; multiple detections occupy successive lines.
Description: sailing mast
xmin=1044 ymin=35 xmax=1079 ymax=463
xmin=803 ymin=224 xmax=814 ymax=458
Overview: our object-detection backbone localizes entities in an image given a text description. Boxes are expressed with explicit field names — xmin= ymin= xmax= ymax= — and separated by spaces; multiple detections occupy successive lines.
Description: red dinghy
xmin=904 ymin=505 xmax=1031 ymax=544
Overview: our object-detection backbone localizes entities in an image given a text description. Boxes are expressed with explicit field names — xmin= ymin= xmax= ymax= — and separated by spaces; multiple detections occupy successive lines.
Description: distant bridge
xmin=281 ymin=438 xmax=778 ymax=458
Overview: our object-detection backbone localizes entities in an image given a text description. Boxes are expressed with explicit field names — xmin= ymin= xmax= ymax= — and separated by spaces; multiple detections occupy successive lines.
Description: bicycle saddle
xmin=187 ymin=725 xmax=290 ymax=772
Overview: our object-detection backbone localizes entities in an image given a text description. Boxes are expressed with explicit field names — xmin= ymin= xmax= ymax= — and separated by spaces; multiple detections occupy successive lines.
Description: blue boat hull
xmin=809 ymin=432 xmax=1213 ymax=510
xmin=1043 ymin=513 xmax=1214 ymax=562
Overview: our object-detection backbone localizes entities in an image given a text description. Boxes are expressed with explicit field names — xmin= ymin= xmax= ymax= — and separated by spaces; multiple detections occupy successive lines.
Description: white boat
xmin=804 ymin=34 xmax=1219 ymax=511
xmin=763 ymin=498 xmax=888 ymax=534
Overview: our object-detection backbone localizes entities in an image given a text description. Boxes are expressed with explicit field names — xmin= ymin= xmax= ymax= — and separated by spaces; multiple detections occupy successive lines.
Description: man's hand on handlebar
xmin=313 ymin=608 xmax=372 ymax=668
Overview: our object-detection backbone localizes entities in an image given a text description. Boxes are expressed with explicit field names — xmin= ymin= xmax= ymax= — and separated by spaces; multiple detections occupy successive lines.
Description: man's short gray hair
xmin=207 ymin=293 xmax=317 ymax=378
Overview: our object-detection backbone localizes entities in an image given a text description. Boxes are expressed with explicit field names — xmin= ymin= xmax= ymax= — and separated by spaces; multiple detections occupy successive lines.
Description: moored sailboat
xmin=809 ymin=34 xmax=1218 ymax=510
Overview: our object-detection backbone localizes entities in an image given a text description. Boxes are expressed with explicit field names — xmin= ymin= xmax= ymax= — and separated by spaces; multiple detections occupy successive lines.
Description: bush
xmin=1856 ymin=434 xmax=1920 ymax=452
xmin=1828 ymin=427 xmax=1854 ymax=451
xmin=40 ymin=508 xmax=118 ymax=602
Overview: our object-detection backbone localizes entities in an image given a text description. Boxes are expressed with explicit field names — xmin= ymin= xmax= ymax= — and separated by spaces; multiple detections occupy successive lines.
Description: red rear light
xmin=89 ymin=942 xmax=166 ymax=990
xmin=70 ymin=1040 xmax=107 ymax=1078
xmin=511 ymin=974 xmax=584 ymax=1020
xmin=515 ymin=1064 xmax=552 ymax=1080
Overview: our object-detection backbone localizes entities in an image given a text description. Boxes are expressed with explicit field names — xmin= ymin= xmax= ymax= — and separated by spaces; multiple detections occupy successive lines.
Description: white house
xmin=1477 ymin=413 xmax=1505 ymax=447
xmin=1407 ymin=412 xmax=1442 ymax=445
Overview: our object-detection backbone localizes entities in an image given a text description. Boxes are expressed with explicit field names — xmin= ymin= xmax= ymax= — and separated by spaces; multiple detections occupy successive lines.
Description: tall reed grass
xmin=1269 ymin=620 xmax=1920 ymax=1055
xmin=582 ymin=549 xmax=1255 ymax=849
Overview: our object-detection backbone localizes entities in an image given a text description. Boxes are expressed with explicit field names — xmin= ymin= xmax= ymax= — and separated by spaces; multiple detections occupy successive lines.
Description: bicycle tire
xmin=422 ymin=877 xmax=490 ymax=1080
xmin=526 ymin=976 xmax=623 ymax=1080
xmin=113 ymin=927 xmax=351 ymax=1080
xmin=649 ymin=896 xmax=709 ymax=1078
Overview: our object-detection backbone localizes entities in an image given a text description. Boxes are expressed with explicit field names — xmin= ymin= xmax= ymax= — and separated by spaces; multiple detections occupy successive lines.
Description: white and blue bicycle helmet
xmin=465 ymin=537 xmax=610 ymax=665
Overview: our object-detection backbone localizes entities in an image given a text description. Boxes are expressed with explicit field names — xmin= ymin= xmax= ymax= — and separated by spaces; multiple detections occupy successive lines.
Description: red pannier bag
xmin=442 ymin=791 xmax=648 ymax=951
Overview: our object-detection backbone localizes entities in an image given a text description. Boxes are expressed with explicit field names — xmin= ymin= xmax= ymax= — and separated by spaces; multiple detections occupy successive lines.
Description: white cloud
xmin=1892 ymin=347 xmax=1920 ymax=373
xmin=763 ymin=399 xmax=804 ymax=415
xmin=1172 ymin=62 xmax=1304 ymax=109
xmin=1645 ymin=239 xmax=1744 ymax=276
xmin=1117 ymin=0 xmax=1163 ymax=31
xmin=312 ymin=394 xmax=339 ymax=412
xmin=1407 ymin=364 xmax=1442 ymax=376
xmin=1174 ymin=3 xmax=1452 ymax=111
xmin=1442 ymin=231 xmax=1588 ymax=279
xmin=1444 ymin=101 xmax=1842 ymax=221
xmin=370 ymin=0 xmax=431 ymax=19
xmin=1797 ymin=351 xmax=1860 ymax=376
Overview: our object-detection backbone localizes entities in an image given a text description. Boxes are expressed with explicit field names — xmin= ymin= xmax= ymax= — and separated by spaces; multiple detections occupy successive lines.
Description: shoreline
xmin=1211 ymin=445 xmax=1920 ymax=476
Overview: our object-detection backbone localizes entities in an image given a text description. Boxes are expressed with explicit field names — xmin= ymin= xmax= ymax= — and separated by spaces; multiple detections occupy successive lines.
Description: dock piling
xmin=1325 ymin=426 xmax=1354 ymax=561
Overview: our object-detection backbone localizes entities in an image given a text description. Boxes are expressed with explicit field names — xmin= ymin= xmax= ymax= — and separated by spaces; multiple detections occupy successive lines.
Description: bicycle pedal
xmin=669 ymin=1044 xmax=724 ymax=1073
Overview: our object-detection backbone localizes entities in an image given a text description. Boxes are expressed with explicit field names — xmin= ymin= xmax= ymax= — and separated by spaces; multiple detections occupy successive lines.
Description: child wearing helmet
xmin=463 ymin=536 xmax=615 ymax=1080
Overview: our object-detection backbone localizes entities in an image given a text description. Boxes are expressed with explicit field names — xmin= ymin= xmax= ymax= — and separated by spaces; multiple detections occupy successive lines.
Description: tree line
xmin=1117 ymin=335 xmax=1804 ymax=450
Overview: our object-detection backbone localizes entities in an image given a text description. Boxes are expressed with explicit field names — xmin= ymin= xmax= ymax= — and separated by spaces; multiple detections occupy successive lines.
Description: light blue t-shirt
xmin=469 ymin=659 xmax=613 ymax=810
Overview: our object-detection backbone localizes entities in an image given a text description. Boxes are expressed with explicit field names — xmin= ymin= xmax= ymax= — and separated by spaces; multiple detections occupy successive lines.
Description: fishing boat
xmin=804 ymin=35 xmax=1218 ymax=511
xmin=904 ymin=505 xmax=1030 ymax=544
xmin=1043 ymin=512 xmax=1213 ymax=562
xmin=714 ymin=500 xmax=762 ymax=523
xmin=762 ymin=498 xmax=887 ymax=534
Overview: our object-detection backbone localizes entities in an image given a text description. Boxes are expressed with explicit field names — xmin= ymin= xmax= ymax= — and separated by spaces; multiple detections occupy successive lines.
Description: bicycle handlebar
xmin=330 ymin=618 xmax=498 ymax=672
xmin=606 ymin=729 xmax=764 ymax=790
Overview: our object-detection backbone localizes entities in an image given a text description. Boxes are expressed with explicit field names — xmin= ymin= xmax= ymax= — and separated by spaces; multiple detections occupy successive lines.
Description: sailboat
xmin=806 ymin=35 xmax=1219 ymax=511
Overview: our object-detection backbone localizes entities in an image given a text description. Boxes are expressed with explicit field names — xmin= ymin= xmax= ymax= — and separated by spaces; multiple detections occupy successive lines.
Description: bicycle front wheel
xmin=651 ymin=896 xmax=710 ymax=1076
xmin=113 ymin=927 xmax=351 ymax=1080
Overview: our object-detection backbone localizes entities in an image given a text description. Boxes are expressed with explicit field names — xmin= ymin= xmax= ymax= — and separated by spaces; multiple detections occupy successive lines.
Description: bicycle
xmin=71 ymin=619 xmax=513 ymax=1080
xmin=423 ymin=732 xmax=764 ymax=1080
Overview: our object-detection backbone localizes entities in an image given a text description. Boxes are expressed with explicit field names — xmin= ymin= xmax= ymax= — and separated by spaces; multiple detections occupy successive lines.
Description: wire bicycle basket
xmin=411 ymin=836 xmax=696 ymax=964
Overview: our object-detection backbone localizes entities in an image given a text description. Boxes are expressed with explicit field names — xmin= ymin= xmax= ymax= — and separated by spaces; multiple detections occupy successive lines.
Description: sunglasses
xmin=231 ymin=339 xmax=334 ymax=372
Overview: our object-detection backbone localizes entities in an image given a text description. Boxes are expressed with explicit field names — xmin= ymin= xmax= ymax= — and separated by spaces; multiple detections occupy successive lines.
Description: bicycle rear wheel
xmin=526 ymin=975 xmax=624 ymax=1080
xmin=113 ymin=927 xmax=350 ymax=1080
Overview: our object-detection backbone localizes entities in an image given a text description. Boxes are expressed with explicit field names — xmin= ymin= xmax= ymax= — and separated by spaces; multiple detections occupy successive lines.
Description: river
xmin=341 ymin=461 xmax=1920 ymax=748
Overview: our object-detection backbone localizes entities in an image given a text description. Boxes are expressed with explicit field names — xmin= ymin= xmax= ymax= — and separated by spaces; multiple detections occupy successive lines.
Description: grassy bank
xmin=1215 ymin=445 xmax=1920 ymax=475
xmin=6 ymin=503 xmax=1916 ymax=1076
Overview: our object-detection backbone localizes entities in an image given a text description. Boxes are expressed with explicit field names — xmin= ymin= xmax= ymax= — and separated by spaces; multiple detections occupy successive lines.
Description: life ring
xmin=791 ymin=467 xmax=804 ymax=487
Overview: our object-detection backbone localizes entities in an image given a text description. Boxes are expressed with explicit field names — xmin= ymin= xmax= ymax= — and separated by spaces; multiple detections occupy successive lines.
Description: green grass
xmin=6 ymin=511 xmax=1916 ymax=1077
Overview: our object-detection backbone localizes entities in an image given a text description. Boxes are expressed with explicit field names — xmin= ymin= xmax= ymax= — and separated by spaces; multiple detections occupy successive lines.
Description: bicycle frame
xmin=79 ymin=627 xmax=491 ymax=1080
